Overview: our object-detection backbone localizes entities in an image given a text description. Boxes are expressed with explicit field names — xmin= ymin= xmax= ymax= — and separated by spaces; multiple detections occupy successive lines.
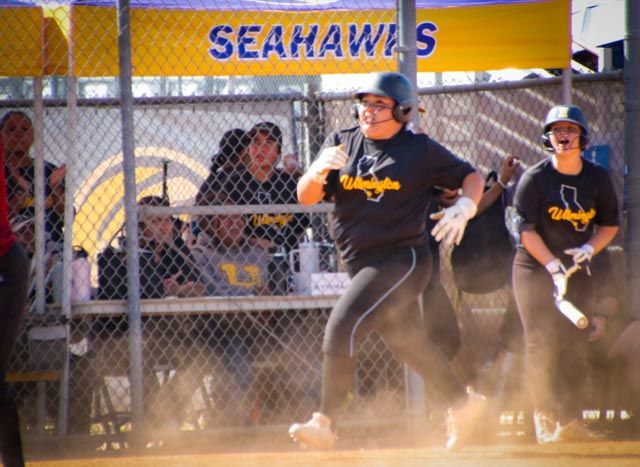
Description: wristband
xmin=497 ymin=178 xmax=508 ymax=189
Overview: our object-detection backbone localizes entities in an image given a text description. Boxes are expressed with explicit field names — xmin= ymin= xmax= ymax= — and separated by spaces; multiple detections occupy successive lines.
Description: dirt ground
xmin=28 ymin=441 xmax=640 ymax=467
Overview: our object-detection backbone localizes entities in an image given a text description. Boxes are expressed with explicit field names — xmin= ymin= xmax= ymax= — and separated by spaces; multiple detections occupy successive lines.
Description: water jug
xmin=71 ymin=246 xmax=92 ymax=302
xmin=289 ymin=241 xmax=321 ymax=294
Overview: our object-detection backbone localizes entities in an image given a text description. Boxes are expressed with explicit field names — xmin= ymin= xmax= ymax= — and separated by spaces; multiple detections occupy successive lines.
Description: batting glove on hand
xmin=545 ymin=258 xmax=568 ymax=300
xmin=564 ymin=243 xmax=594 ymax=266
xmin=430 ymin=196 xmax=478 ymax=247
xmin=307 ymin=145 xmax=348 ymax=184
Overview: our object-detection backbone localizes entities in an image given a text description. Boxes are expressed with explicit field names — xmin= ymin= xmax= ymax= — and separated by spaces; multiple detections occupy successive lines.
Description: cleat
xmin=289 ymin=412 xmax=336 ymax=450
xmin=446 ymin=387 xmax=488 ymax=449
xmin=533 ymin=410 xmax=561 ymax=444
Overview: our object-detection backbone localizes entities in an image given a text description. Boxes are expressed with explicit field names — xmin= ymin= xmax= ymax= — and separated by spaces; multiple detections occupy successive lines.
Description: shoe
xmin=446 ymin=387 xmax=488 ymax=449
xmin=533 ymin=410 xmax=561 ymax=444
xmin=557 ymin=419 xmax=606 ymax=442
xmin=289 ymin=412 xmax=336 ymax=450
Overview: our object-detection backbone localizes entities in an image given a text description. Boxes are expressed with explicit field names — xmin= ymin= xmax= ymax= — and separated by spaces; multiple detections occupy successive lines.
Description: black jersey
xmin=513 ymin=157 xmax=619 ymax=261
xmin=322 ymin=126 xmax=475 ymax=263
xmin=225 ymin=166 xmax=308 ymax=251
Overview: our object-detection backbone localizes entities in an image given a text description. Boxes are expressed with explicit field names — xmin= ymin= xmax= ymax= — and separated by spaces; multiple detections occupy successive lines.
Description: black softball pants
xmin=0 ymin=242 xmax=29 ymax=467
xmin=512 ymin=250 xmax=594 ymax=424
xmin=319 ymin=245 xmax=467 ymax=422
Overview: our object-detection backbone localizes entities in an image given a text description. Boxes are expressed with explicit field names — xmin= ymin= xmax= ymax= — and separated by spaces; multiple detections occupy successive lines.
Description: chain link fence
xmin=0 ymin=0 xmax=626 ymax=456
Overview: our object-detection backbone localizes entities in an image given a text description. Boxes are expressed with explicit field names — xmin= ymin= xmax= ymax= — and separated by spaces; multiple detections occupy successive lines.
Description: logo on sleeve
xmin=547 ymin=185 xmax=595 ymax=231
xmin=339 ymin=155 xmax=400 ymax=202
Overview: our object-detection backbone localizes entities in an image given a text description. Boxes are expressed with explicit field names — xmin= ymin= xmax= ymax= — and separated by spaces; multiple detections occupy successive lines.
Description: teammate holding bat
xmin=289 ymin=71 xmax=486 ymax=450
xmin=512 ymin=104 xmax=619 ymax=444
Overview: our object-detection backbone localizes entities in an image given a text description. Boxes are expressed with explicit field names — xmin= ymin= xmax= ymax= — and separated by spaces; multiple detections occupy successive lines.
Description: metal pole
xmin=58 ymin=73 xmax=76 ymax=436
xmin=624 ymin=0 xmax=640 ymax=319
xmin=116 ymin=0 xmax=145 ymax=433
xmin=561 ymin=67 xmax=572 ymax=104
xmin=397 ymin=0 xmax=425 ymax=422
xmin=32 ymin=77 xmax=46 ymax=316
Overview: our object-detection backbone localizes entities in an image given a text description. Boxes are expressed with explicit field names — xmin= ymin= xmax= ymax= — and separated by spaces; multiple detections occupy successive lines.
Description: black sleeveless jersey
xmin=513 ymin=157 xmax=619 ymax=262
xmin=321 ymin=126 xmax=475 ymax=263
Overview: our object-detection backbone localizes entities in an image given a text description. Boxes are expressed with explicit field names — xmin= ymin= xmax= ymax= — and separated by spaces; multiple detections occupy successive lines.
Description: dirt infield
xmin=29 ymin=442 xmax=640 ymax=467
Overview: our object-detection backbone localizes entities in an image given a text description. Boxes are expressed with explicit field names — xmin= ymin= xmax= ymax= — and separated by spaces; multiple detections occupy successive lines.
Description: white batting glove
xmin=564 ymin=243 xmax=594 ymax=266
xmin=307 ymin=145 xmax=348 ymax=184
xmin=430 ymin=196 xmax=478 ymax=246
xmin=545 ymin=258 xmax=568 ymax=300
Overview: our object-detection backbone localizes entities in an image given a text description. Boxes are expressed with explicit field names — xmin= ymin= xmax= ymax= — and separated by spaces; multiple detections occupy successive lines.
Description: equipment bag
xmin=450 ymin=171 xmax=513 ymax=294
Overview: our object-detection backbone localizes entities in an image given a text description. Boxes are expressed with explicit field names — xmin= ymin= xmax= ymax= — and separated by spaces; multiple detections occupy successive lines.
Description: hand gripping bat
xmin=553 ymin=263 xmax=589 ymax=329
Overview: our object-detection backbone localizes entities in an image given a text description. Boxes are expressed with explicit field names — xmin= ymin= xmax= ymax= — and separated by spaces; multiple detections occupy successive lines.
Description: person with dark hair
xmin=0 ymin=135 xmax=30 ymax=467
xmin=289 ymin=71 xmax=485 ymax=450
xmin=191 ymin=190 xmax=272 ymax=421
xmin=1 ymin=111 xmax=65 ymax=244
xmin=192 ymin=190 xmax=270 ymax=297
xmin=196 ymin=128 xmax=250 ymax=205
xmin=223 ymin=122 xmax=307 ymax=252
xmin=95 ymin=195 xmax=205 ymax=431
xmin=512 ymin=104 xmax=619 ymax=444
xmin=98 ymin=195 xmax=204 ymax=300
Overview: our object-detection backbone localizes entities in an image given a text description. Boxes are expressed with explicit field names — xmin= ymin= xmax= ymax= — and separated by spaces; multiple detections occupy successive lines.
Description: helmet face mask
xmin=542 ymin=105 xmax=590 ymax=151
xmin=354 ymin=72 xmax=416 ymax=123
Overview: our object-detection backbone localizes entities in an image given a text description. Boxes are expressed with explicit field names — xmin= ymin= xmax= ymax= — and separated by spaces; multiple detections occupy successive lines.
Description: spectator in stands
xmin=192 ymin=191 xmax=270 ymax=297
xmin=196 ymin=128 xmax=249 ymax=209
xmin=95 ymin=195 xmax=204 ymax=432
xmin=98 ymin=195 xmax=204 ymax=300
xmin=223 ymin=122 xmax=307 ymax=252
xmin=191 ymin=189 xmax=271 ymax=424
xmin=2 ymin=111 xmax=65 ymax=245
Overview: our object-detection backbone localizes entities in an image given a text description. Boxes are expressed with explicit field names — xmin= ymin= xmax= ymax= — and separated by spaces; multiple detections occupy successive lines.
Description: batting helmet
xmin=354 ymin=72 xmax=416 ymax=123
xmin=542 ymin=104 xmax=590 ymax=151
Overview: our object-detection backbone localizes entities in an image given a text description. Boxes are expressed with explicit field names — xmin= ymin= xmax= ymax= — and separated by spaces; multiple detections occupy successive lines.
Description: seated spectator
xmin=191 ymin=190 xmax=272 ymax=424
xmin=95 ymin=195 xmax=204 ymax=432
xmin=2 ymin=111 xmax=65 ymax=245
xmin=192 ymin=191 xmax=270 ymax=297
xmin=98 ymin=195 xmax=204 ymax=300
xmin=197 ymin=128 xmax=249 ymax=202
xmin=223 ymin=122 xmax=308 ymax=252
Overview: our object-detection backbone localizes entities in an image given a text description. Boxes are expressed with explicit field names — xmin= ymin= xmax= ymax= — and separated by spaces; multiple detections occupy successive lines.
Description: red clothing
xmin=0 ymin=139 xmax=16 ymax=256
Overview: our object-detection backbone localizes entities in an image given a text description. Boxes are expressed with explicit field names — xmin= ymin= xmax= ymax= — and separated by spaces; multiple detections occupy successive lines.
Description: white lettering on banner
xmin=208 ymin=21 xmax=437 ymax=61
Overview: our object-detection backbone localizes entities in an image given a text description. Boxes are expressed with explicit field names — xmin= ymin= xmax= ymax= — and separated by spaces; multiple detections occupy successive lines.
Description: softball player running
xmin=289 ymin=71 xmax=486 ymax=450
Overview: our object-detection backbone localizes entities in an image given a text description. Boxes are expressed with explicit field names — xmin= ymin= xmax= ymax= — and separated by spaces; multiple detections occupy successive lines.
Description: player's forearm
xmin=476 ymin=183 xmax=502 ymax=215
xmin=460 ymin=171 xmax=484 ymax=207
xmin=587 ymin=225 xmax=619 ymax=255
xmin=297 ymin=172 xmax=325 ymax=205
xmin=521 ymin=230 xmax=555 ymax=267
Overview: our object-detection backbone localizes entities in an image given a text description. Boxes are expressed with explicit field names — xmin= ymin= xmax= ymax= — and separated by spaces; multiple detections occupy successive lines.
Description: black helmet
xmin=354 ymin=72 xmax=416 ymax=123
xmin=542 ymin=104 xmax=590 ymax=150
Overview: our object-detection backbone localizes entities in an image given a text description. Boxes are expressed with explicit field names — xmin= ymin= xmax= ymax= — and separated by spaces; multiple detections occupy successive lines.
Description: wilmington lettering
xmin=340 ymin=175 xmax=401 ymax=195
xmin=547 ymin=206 xmax=596 ymax=226
xmin=251 ymin=213 xmax=293 ymax=229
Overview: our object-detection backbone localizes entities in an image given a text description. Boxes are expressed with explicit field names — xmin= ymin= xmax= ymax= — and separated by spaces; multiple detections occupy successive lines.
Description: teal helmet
xmin=542 ymin=104 xmax=590 ymax=150
xmin=354 ymin=72 xmax=416 ymax=123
